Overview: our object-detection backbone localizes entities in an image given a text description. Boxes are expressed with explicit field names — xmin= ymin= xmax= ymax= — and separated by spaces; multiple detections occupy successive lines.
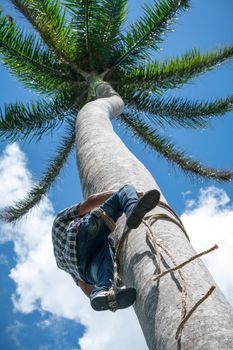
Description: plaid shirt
xmin=52 ymin=204 xmax=85 ymax=284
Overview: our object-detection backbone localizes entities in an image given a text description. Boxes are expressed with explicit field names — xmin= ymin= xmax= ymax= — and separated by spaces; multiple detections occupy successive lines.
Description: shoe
xmin=126 ymin=189 xmax=160 ymax=229
xmin=90 ymin=287 xmax=136 ymax=312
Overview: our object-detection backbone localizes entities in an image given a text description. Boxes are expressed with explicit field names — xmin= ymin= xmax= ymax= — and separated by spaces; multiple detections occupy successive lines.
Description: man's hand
xmin=78 ymin=280 xmax=94 ymax=297
xmin=137 ymin=191 xmax=144 ymax=198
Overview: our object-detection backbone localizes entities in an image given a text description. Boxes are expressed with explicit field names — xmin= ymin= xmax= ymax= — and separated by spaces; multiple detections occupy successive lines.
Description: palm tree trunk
xmin=75 ymin=83 xmax=233 ymax=349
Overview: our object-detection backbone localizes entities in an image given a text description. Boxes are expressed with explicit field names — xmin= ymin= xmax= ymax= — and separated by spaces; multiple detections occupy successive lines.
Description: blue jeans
xmin=76 ymin=184 xmax=138 ymax=296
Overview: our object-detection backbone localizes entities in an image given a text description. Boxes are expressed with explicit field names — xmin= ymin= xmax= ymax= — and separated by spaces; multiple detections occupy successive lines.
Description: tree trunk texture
xmin=75 ymin=83 xmax=233 ymax=350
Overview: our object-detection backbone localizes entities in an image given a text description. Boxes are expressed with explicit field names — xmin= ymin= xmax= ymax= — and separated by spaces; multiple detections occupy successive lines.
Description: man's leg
xmin=87 ymin=241 xmax=115 ymax=293
xmin=100 ymin=184 xmax=160 ymax=229
xmin=88 ymin=242 xmax=136 ymax=311
xmin=77 ymin=223 xmax=136 ymax=311
xmin=76 ymin=213 xmax=136 ymax=311
xmin=77 ymin=213 xmax=111 ymax=283
xmin=99 ymin=184 xmax=138 ymax=221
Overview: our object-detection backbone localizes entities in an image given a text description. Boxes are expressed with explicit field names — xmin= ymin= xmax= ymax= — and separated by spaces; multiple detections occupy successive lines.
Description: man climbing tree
xmin=52 ymin=183 xmax=160 ymax=311
xmin=1 ymin=0 xmax=233 ymax=348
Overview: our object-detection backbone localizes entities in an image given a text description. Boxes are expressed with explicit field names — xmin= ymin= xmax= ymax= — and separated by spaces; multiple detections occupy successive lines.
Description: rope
xmin=150 ymin=201 xmax=190 ymax=241
xmin=143 ymin=216 xmax=188 ymax=321
xmin=114 ymin=200 xmax=217 ymax=340
xmin=143 ymin=213 xmax=188 ymax=321
xmin=115 ymin=201 xmax=189 ymax=274
xmin=91 ymin=207 xmax=116 ymax=232
xmin=153 ymin=244 xmax=218 ymax=282
xmin=175 ymin=286 xmax=216 ymax=339
xmin=115 ymin=226 xmax=131 ymax=275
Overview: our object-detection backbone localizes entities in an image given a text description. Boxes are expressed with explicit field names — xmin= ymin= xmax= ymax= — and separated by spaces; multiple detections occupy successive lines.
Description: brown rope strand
xmin=143 ymin=216 xmax=188 ymax=319
xmin=153 ymin=236 xmax=188 ymax=319
xmin=115 ymin=226 xmax=131 ymax=274
xmin=153 ymin=244 xmax=218 ymax=282
xmin=143 ymin=218 xmax=162 ymax=274
xmin=158 ymin=201 xmax=183 ymax=225
xmin=146 ymin=213 xmax=190 ymax=241
xmin=175 ymin=286 xmax=216 ymax=339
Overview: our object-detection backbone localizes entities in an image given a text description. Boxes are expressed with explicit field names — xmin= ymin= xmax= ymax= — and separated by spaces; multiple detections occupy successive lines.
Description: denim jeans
xmin=76 ymin=184 xmax=138 ymax=296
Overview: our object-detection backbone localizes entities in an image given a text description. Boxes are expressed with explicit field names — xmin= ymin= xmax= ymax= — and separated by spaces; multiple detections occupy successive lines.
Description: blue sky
xmin=0 ymin=0 xmax=233 ymax=349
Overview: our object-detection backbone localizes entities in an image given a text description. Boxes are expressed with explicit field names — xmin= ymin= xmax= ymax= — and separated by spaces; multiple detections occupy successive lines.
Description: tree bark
xmin=75 ymin=83 xmax=233 ymax=350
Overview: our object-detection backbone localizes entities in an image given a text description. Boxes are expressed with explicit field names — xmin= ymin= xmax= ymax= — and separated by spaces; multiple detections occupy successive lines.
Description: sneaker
xmin=90 ymin=287 xmax=136 ymax=312
xmin=126 ymin=189 xmax=160 ymax=229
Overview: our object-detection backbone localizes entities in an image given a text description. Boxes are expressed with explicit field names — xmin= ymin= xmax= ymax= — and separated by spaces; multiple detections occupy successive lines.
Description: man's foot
xmin=126 ymin=189 xmax=160 ymax=229
xmin=90 ymin=287 xmax=136 ymax=312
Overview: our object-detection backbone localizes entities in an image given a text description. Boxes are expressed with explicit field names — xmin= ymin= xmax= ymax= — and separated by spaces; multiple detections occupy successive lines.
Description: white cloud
xmin=0 ymin=144 xmax=146 ymax=350
xmin=181 ymin=186 xmax=233 ymax=305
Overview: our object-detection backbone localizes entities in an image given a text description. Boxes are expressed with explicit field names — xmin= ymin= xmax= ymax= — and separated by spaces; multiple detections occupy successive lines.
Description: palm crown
xmin=1 ymin=0 xmax=233 ymax=222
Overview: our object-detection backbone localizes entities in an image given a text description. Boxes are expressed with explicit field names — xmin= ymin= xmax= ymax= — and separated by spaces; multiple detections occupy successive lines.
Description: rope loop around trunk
xmin=115 ymin=200 xmax=189 ymax=273
xmin=113 ymin=200 xmax=216 ymax=340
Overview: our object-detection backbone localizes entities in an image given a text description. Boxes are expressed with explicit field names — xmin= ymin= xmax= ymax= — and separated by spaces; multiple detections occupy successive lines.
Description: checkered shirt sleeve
xmin=52 ymin=204 xmax=83 ymax=284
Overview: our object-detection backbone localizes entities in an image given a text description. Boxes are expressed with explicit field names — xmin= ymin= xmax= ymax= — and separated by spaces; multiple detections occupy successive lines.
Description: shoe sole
xmin=91 ymin=288 xmax=136 ymax=311
xmin=127 ymin=189 xmax=160 ymax=229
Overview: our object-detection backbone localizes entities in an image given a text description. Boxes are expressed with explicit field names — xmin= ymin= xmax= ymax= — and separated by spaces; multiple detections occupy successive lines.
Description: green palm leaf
xmin=0 ymin=93 xmax=78 ymax=142
xmin=119 ymin=112 xmax=233 ymax=182
xmin=63 ymin=0 xmax=101 ymax=68
xmin=124 ymin=92 xmax=233 ymax=129
xmin=0 ymin=120 xmax=76 ymax=222
xmin=120 ymin=46 xmax=233 ymax=90
xmin=11 ymin=0 xmax=77 ymax=62
xmin=113 ymin=0 xmax=190 ymax=68
xmin=0 ymin=14 xmax=79 ymax=93
xmin=63 ymin=0 xmax=127 ymax=70
xmin=97 ymin=0 xmax=127 ymax=44
xmin=88 ymin=0 xmax=127 ymax=69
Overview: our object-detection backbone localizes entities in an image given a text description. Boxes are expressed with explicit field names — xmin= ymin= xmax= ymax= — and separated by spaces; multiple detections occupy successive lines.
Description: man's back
xmin=52 ymin=204 xmax=83 ymax=284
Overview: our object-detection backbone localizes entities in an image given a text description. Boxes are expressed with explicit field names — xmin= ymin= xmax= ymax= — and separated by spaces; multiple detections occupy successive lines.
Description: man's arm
xmin=78 ymin=189 xmax=143 ymax=217
xmin=78 ymin=191 xmax=115 ymax=216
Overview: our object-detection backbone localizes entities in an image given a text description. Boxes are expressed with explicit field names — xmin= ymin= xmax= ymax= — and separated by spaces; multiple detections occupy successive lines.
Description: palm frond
xmin=10 ymin=0 xmax=78 ymax=63
xmin=124 ymin=92 xmax=233 ymax=129
xmin=119 ymin=112 xmax=233 ymax=182
xmin=64 ymin=0 xmax=126 ymax=70
xmin=120 ymin=46 xmax=233 ymax=90
xmin=98 ymin=0 xmax=127 ymax=43
xmin=0 ymin=121 xmax=76 ymax=222
xmin=63 ymin=0 xmax=101 ymax=68
xmin=0 ymin=93 xmax=78 ymax=142
xmin=113 ymin=0 xmax=190 ymax=68
xmin=0 ymin=14 xmax=80 ymax=93
xmin=90 ymin=0 xmax=127 ymax=69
